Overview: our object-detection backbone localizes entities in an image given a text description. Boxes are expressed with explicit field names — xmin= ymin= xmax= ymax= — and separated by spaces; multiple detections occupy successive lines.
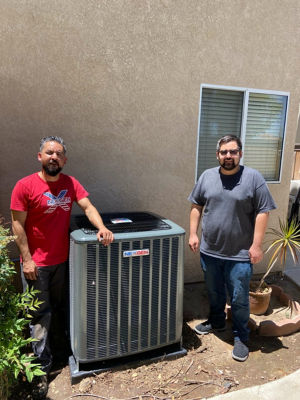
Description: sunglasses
xmin=218 ymin=149 xmax=240 ymax=156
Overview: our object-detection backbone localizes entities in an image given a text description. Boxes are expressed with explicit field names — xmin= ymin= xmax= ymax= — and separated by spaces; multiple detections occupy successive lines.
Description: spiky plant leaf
xmin=257 ymin=218 xmax=300 ymax=291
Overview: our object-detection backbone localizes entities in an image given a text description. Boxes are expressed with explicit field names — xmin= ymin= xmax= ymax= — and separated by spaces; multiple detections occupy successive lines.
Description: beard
xmin=43 ymin=162 xmax=62 ymax=177
xmin=218 ymin=158 xmax=239 ymax=171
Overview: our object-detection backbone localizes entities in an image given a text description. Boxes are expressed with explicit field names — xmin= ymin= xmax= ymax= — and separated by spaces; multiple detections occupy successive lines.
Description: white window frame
xmin=195 ymin=84 xmax=290 ymax=183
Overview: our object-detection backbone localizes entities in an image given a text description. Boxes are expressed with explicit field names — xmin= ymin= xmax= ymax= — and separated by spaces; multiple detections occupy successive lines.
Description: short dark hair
xmin=216 ymin=135 xmax=242 ymax=152
xmin=40 ymin=136 xmax=66 ymax=153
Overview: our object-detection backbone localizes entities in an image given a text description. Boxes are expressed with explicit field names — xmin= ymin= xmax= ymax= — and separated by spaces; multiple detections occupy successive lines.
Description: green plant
xmin=256 ymin=218 xmax=300 ymax=291
xmin=0 ymin=221 xmax=45 ymax=400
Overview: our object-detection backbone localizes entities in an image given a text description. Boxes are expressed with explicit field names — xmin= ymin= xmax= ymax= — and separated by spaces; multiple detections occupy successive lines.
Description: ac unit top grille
xmin=71 ymin=212 xmax=172 ymax=234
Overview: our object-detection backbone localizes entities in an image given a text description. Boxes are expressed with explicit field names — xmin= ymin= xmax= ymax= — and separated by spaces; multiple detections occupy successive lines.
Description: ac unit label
xmin=123 ymin=249 xmax=150 ymax=258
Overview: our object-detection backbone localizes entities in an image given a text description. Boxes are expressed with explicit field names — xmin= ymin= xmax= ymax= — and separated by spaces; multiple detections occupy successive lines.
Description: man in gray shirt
xmin=188 ymin=135 xmax=276 ymax=361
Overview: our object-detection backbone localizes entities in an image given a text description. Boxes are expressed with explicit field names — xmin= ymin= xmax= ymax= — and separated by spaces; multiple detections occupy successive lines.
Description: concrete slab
xmin=209 ymin=368 xmax=300 ymax=400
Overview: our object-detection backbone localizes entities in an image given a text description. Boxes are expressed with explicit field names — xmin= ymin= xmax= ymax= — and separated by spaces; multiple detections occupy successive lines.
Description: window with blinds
xmin=196 ymin=85 xmax=289 ymax=182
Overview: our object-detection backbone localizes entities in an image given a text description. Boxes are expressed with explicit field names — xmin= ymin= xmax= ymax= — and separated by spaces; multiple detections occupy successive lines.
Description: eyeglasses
xmin=218 ymin=149 xmax=240 ymax=156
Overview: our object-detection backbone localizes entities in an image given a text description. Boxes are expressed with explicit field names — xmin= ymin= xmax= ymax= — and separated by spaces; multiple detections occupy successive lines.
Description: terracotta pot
xmin=249 ymin=286 xmax=272 ymax=315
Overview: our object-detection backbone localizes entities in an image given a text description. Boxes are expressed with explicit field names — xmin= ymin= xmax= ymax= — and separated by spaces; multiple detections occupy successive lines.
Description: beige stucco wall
xmin=1 ymin=0 xmax=299 ymax=282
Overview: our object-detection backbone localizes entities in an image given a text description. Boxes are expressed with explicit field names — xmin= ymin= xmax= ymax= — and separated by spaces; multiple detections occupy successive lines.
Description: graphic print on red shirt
xmin=43 ymin=190 xmax=71 ymax=213
xmin=10 ymin=173 xmax=89 ymax=266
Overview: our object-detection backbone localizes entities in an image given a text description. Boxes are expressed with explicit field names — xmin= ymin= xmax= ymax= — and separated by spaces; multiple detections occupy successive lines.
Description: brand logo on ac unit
xmin=123 ymin=249 xmax=150 ymax=258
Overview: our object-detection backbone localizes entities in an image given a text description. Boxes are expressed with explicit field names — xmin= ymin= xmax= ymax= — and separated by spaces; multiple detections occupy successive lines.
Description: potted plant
xmin=249 ymin=218 xmax=300 ymax=315
xmin=0 ymin=220 xmax=44 ymax=400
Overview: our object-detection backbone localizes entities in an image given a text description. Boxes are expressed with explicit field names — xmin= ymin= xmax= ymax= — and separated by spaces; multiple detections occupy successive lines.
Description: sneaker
xmin=194 ymin=320 xmax=226 ymax=335
xmin=232 ymin=339 xmax=249 ymax=362
xmin=32 ymin=375 xmax=48 ymax=399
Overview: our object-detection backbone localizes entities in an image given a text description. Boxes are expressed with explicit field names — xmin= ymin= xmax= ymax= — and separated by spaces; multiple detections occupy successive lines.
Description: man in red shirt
xmin=11 ymin=136 xmax=114 ymax=398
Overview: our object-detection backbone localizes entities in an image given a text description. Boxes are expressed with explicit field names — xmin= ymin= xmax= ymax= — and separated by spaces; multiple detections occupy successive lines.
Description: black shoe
xmin=194 ymin=320 xmax=226 ymax=335
xmin=232 ymin=339 xmax=249 ymax=362
xmin=32 ymin=375 xmax=48 ymax=399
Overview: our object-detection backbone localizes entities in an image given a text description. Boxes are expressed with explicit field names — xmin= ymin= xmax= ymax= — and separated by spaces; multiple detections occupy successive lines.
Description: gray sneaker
xmin=232 ymin=339 xmax=249 ymax=361
xmin=194 ymin=321 xmax=226 ymax=335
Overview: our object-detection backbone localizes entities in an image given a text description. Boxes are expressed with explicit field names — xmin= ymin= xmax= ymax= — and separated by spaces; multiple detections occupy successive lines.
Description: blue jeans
xmin=201 ymin=253 xmax=252 ymax=343
xmin=21 ymin=262 xmax=67 ymax=373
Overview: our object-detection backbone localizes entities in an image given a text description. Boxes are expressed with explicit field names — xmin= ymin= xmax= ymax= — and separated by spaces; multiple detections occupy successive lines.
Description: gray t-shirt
xmin=188 ymin=166 xmax=276 ymax=261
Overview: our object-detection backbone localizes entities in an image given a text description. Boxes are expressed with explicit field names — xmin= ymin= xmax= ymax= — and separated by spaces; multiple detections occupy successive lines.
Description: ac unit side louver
xmin=69 ymin=212 xmax=185 ymax=372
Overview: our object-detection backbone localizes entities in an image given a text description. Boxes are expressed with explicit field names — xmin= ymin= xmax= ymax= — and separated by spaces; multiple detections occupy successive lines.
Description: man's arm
xmin=77 ymin=197 xmax=114 ymax=246
xmin=248 ymin=212 xmax=269 ymax=264
xmin=189 ymin=204 xmax=203 ymax=253
xmin=11 ymin=210 xmax=38 ymax=280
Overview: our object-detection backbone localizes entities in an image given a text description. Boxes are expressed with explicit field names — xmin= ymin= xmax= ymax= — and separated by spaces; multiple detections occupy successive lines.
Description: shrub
xmin=256 ymin=218 xmax=300 ymax=291
xmin=0 ymin=221 xmax=44 ymax=400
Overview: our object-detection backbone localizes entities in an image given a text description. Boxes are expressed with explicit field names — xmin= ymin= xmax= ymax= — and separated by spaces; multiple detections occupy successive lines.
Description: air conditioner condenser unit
xmin=69 ymin=212 xmax=185 ymax=378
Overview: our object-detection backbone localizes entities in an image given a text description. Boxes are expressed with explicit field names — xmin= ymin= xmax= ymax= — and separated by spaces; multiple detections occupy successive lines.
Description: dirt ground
xmin=10 ymin=274 xmax=300 ymax=400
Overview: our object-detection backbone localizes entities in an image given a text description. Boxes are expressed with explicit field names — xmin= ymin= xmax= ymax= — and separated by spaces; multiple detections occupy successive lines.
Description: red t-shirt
xmin=10 ymin=172 xmax=89 ymax=266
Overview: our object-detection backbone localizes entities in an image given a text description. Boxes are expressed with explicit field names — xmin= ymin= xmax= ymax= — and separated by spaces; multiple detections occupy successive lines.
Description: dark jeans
xmin=21 ymin=262 xmax=67 ymax=373
xmin=201 ymin=253 xmax=253 ymax=342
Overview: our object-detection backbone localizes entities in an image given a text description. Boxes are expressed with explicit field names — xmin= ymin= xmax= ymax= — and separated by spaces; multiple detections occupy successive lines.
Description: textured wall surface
xmin=1 ymin=0 xmax=299 ymax=281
